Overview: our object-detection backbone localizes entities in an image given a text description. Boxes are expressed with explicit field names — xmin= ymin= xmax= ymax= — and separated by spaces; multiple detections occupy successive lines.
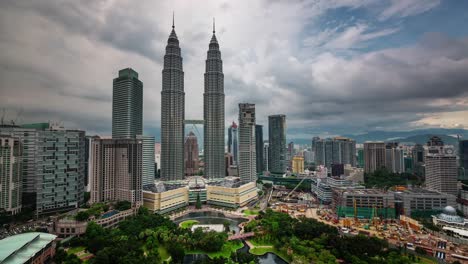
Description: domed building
xmin=432 ymin=206 xmax=468 ymax=240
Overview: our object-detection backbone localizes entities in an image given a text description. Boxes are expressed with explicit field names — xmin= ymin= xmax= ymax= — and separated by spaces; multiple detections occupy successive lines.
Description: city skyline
xmin=1 ymin=1 xmax=468 ymax=141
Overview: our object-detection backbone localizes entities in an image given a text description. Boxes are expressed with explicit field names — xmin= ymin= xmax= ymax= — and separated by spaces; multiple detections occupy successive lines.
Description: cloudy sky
xmin=1 ymin=0 xmax=468 ymax=141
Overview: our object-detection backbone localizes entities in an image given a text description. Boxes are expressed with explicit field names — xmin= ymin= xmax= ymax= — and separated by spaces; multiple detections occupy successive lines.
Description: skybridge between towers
xmin=184 ymin=120 xmax=204 ymax=142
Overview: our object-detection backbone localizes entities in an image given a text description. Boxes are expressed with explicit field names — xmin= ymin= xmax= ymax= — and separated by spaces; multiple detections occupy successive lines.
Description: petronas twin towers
xmin=161 ymin=18 xmax=224 ymax=181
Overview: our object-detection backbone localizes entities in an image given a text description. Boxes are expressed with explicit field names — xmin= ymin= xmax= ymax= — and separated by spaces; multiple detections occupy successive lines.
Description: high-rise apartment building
xmin=1 ymin=124 xmax=86 ymax=215
xmin=385 ymin=142 xmax=405 ymax=173
xmin=268 ymin=115 xmax=286 ymax=174
xmin=363 ymin=142 xmax=386 ymax=173
xmin=238 ymin=104 xmax=256 ymax=183
xmin=0 ymin=125 xmax=39 ymax=209
xmin=36 ymin=128 xmax=86 ymax=215
xmin=292 ymin=156 xmax=304 ymax=174
xmin=184 ymin=131 xmax=199 ymax=176
xmin=227 ymin=122 xmax=239 ymax=165
xmin=425 ymin=136 xmax=458 ymax=196
xmin=161 ymin=21 xmax=185 ymax=181
xmin=314 ymin=137 xmax=356 ymax=169
xmin=90 ymin=137 xmax=142 ymax=206
xmin=357 ymin=148 xmax=364 ymax=168
xmin=287 ymin=142 xmax=295 ymax=167
xmin=112 ymin=68 xmax=143 ymax=139
xmin=203 ymin=23 xmax=225 ymax=179
xmin=255 ymin=125 xmax=264 ymax=173
xmin=137 ymin=135 xmax=155 ymax=186
xmin=0 ymin=136 xmax=22 ymax=215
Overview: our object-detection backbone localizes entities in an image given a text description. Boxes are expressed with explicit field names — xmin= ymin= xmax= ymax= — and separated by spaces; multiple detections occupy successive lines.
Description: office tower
xmin=357 ymin=148 xmax=364 ymax=168
xmin=287 ymin=142 xmax=294 ymax=164
xmin=312 ymin=136 xmax=320 ymax=159
xmin=268 ymin=115 xmax=286 ymax=174
xmin=255 ymin=125 xmax=264 ymax=173
xmin=0 ymin=136 xmax=22 ymax=215
xmin=263 ymin=141 xmax=269 ymax=172
xmin=425 ymin=136 xmax=458 ymax=196
xmin=315 ymin=139 xmax=325 ymax=166
xmin=363 ymin=142 xmax=386 ymax=173
xmin=112 ymin=68 xmax=143 ymax=139
xmin=184 ymin=131 xmax=199 ymax=176
xmin=137 ymin=135 xmax=155 ymax=186
xmin=314 ymin=137 xmax=356 ymax=169
xmin=90 ymin=137 xmax=142 ymax=206
xmin=459 ymin=140 xmax=468 ymax=180
xmin=35 ymin=127 xmax=86 ymax=215
xmin=228 ymin=122 xmax=239 ymax=165
xmin=203 ymin=21 xmax=225 ymax=179
xmin=292 ymin=156 xmax=304 ymax=174
xmin=161 ymin=19 xmax=185 ymax=181
xmin=412 ymin=144 xmax=425 ymax=177
xmin=385 ymin=142 xmax=405 ymax=173
xmin=303 ymin=149 xmax=313 ymax=163
xmin=0 ymin=125 xmax=39 ymax=209
xmin=225 ymin=152 xmax=233 ymax=176
xmin=238 ymin=104 xmax=256 ymax=182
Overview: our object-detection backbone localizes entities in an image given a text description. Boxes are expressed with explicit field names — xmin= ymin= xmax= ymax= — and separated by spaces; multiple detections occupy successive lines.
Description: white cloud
xmin=379 ymin=0 xmax=440 ymax=21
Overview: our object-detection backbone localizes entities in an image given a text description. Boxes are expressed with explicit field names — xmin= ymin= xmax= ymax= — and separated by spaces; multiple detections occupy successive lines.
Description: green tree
xmin=75 ymin=211 xmax=90 ymax=221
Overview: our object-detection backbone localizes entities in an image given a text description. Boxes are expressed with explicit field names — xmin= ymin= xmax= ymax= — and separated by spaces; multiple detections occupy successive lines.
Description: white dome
xmin=443 ymin=206 xmax=457 ymax=215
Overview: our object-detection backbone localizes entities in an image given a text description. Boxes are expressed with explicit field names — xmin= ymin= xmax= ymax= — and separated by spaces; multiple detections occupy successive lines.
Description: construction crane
xmin=284 ymin=174 xmax=312 ymax=201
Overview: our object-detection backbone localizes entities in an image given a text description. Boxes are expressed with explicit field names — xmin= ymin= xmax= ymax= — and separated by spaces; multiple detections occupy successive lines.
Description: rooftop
xmin=0 ymin=232 xmax=57 ymax=263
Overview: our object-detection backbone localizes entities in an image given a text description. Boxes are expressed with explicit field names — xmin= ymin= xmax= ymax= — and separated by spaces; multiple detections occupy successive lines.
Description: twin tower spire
xmin=161 ymin=15 xmax=224 ymax=181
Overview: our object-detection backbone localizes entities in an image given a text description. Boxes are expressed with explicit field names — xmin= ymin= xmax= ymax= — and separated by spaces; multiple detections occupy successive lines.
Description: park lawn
xmin=67 ymin=246 xmax=85 ymax=255
xmin=186 ymin=240 xmax=244 ymax=259
xmin=249 ymin=239 xmax=273 ymax=247
xmin=243 ymin=209 xmax=259 ymax=216
xmin=416 ymin=256 xmax=436 ymax=264
xmin=179 ymin=219 xmax=199 ymax=229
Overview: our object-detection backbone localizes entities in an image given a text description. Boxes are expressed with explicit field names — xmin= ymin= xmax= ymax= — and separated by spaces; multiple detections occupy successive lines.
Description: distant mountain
xmin=288 ymin=128 xmax=468 ymax=146
xmin=397 ymin=134 xmax=459 ymax=146
xmin=344 ymin=128 xmax=468 ymax=144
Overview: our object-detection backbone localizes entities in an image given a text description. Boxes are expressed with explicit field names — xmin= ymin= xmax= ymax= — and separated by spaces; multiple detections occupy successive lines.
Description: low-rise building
xmin=143 ymin=183 xmax=189 ymax=214
xmin=0 ymin=232 xmax=57 ymax=264
xmin=52 ymin=208 xmax=137 ymax=238
xmin=207 ymin=179 xmax=257 ymax=208
xmin=432 ymin=206 xmax=468 ymax=240
xmin=395 ymin=188 xmax=456 ymax=216
xmin=143 ymin=176 xmax=258 ymax=213
xmin=333 ymin=188 xmax=396 ymax=219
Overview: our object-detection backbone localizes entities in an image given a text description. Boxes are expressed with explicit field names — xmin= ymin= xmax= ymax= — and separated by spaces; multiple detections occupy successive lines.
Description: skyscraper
xmin=255 ymin=125 xmax=264 ymax=173
xmin=425 ymin=136 xmax=458 ymax=196
xmin=184 ymin=131 xmax=199 ymax=176
xmin=263 ymin=141 xmax=269 ymax=172
xmin=90 ymin=137 xmax=143 ymax=206
xmin=228 ymin=122 xmax=239 ymax=165
xmin=161 ymin=19 xmax=185 ymax=181
xmin=0 ymin=136 xmax=22 ymax=215
xmin=35 ymin=127 xmax=86 ymax=216
xmin=385 ymin=142 xmax=405 ymax=173
xmin=363 ymin=142 xmax=386 ymax=173
xmin=314 ymin=137 xmax=356 ymax=169
xmin=412 ymin=144 xmax=425 ymax=177
xmin=112 ymin=68 xmax=143 ymax=139
xmin=203 ymin=21 xmax=225 ymax=179
xmin=239 ymin=103 xmax=256 ymax=183
xmin=459 ymin=140 xmax=468 ymax=180
xmin=268 ymin=115 xmax=286 ymax=174
xmin=137 ymin=135 xmax=155 ymax=186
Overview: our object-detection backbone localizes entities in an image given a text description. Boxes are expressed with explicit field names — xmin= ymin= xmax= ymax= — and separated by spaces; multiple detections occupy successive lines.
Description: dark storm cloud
xmin=0 ymin=0 xmax=467 ymax=138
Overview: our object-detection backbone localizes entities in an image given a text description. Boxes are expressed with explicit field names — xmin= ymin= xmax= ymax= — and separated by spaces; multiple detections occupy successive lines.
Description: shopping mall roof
xmin=0 ymin=232 xmax=57 ymax=263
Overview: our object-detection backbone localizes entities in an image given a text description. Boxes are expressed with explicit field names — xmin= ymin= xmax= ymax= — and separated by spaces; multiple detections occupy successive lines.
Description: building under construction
xmin=333 ymin=189 xmax=396 ymax=219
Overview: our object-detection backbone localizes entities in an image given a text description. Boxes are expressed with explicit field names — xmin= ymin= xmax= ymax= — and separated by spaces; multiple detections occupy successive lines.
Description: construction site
xmin=263 ymin=179 xmax=468 ymax=263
